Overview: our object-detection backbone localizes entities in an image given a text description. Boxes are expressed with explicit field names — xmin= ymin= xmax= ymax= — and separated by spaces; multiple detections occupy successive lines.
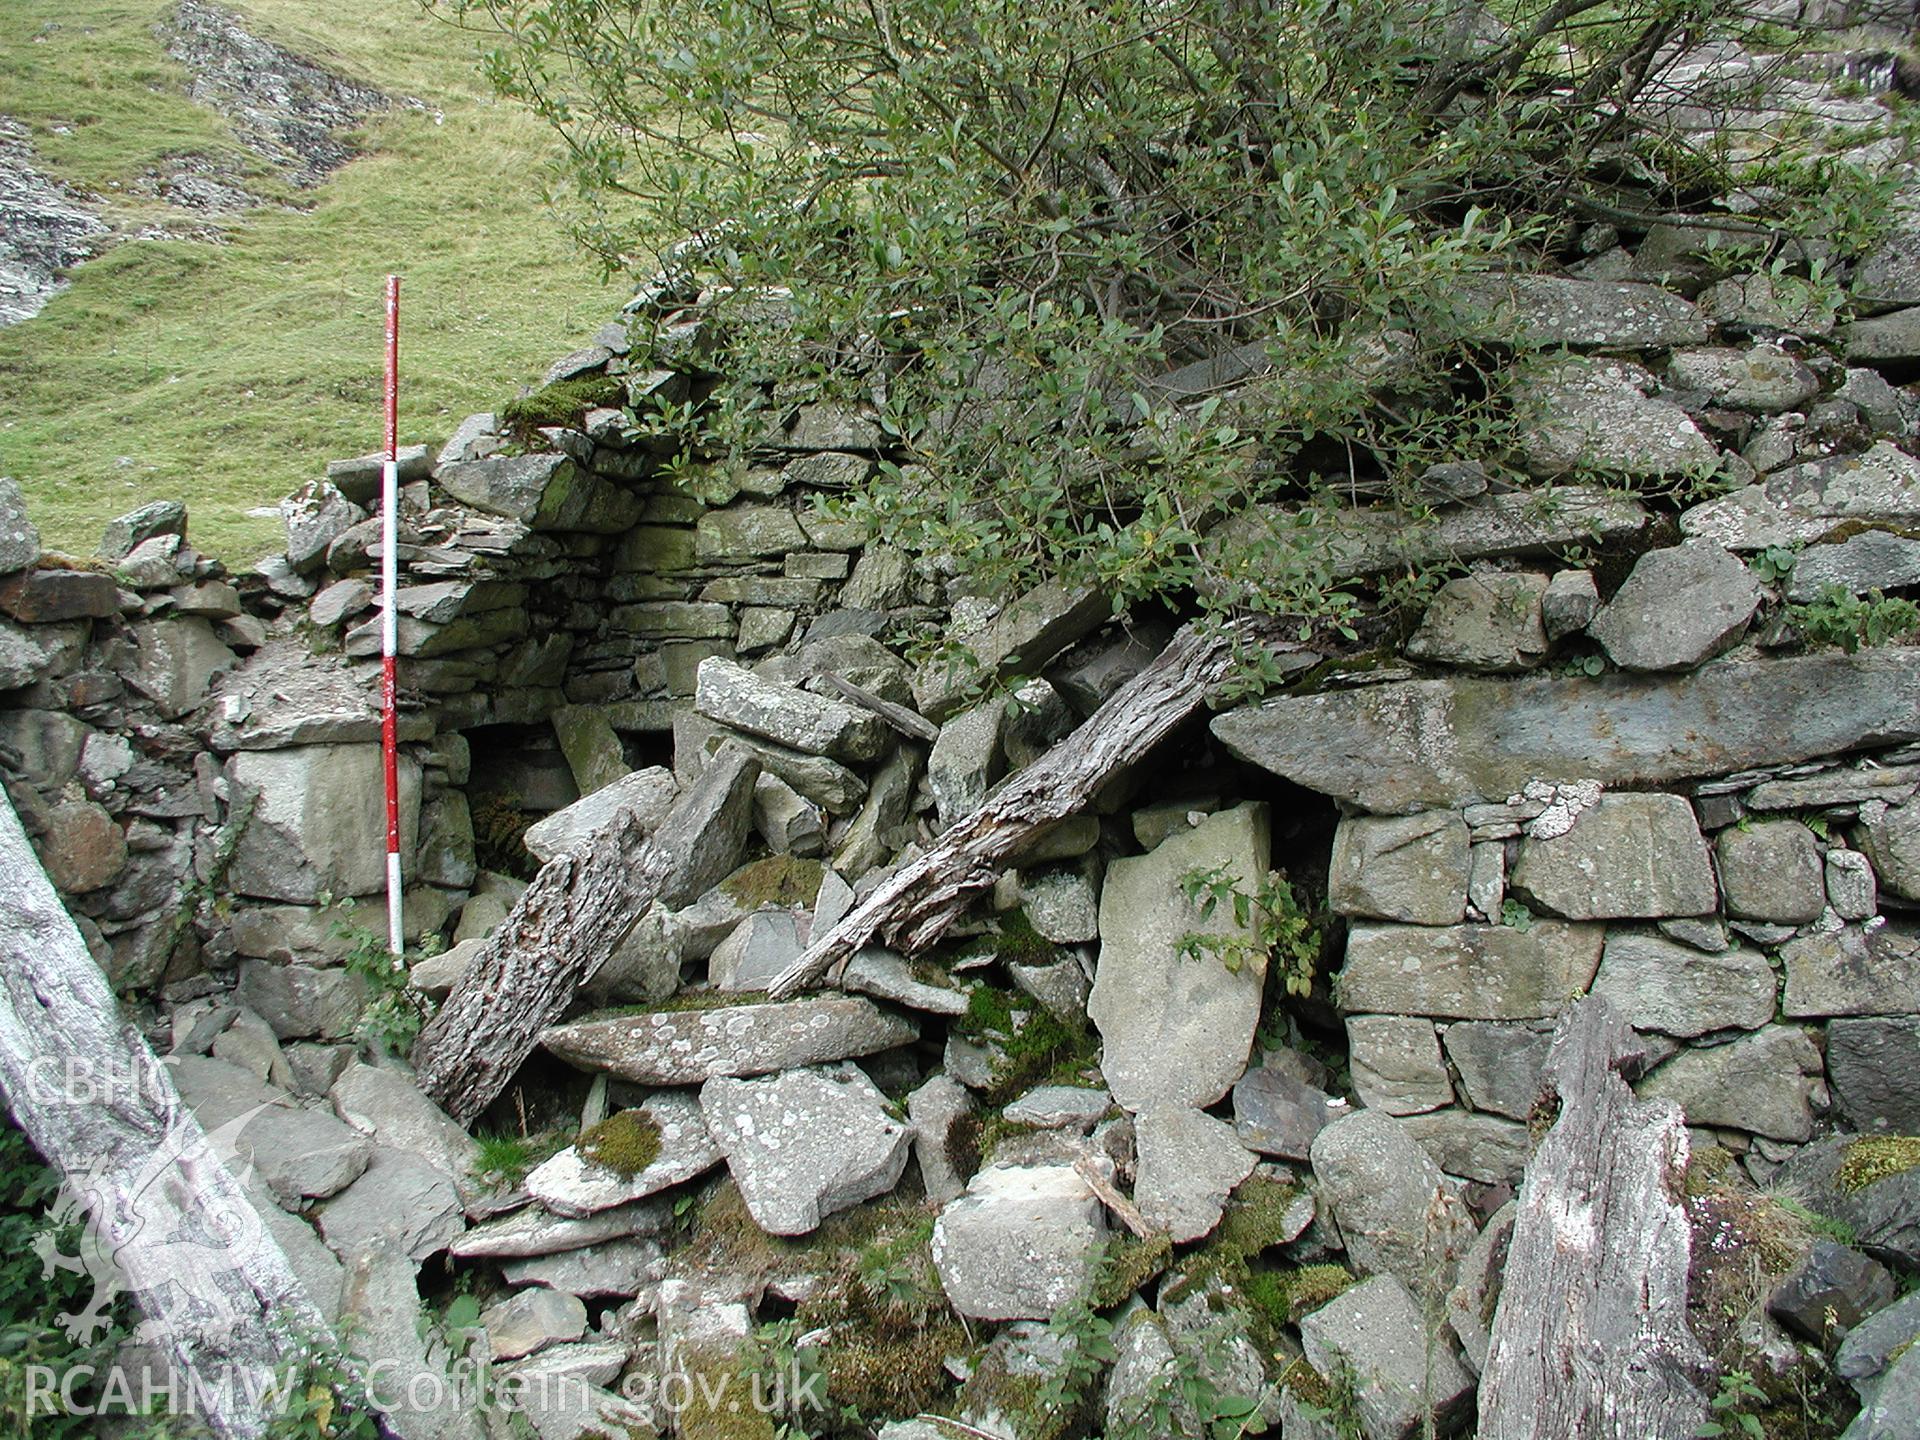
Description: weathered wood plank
xmin=0 ymin=788 xmax=328 ymax=1440
xmin=1478 ymin=994 xmax=1711 ymax=1440
xmin=413 ymin=749 xmax=760 ymax=1126
xmin=767 ymin=617 xmax=1301 ymax=999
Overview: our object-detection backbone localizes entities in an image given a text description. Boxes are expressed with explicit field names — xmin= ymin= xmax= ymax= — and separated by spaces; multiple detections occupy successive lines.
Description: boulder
xmin=1215 ymin=652 xmax=1920 ymax=813
xmin=907 ymin=1074 xmax=975 ymax=1205
xmin=226 ymin=745 xmax=422 ymax=902
xmin=1588 ymin=932 xmax=1776 ymax=1037
xmin=169 ymin=1056 xmax=372 ymax=1205
xmin=1716 ymin=819 xmax=1825 ymax=923
xmin=521 ymin=766 xmax=677 ymax=865
xmin=540 ymin=997 xmax=919 ymax=1085
xmin=1837 ymin=1289 xmax=1920 ymax=1401
xmin=1014 ymin=869 xmax=1099 ymax=946
xmin=0 ymin=567 xmax=121 ymax=622
xmin=1638 ymin=1025 xmax=1823 ymax=1142
xmin=1404 ymin=572 xmax=1549 ymax=672
xmin=1232 ymin=1057 xmax=1339 ymax=1159
xmin=1300 ymin=1276 xmax=1474 ymax=1440
xmin=1781 ymin=923 xmax=1920 ymax=1018
xmin=1132 ymin=1106 xmax=1257 ymax=1242
xmin=1668 ymin=344 xmax=1820 ymax=413
xmin=1789 ymin=529 xmax=1920 ymax=601
xmin=550 ymin=704 xmax=629 ymax=797
xmin=1309 ymin=1108 xmax=1476 ymax=1291
xmin=329 ymin=1062 xmax=480 ymax=1192
xmin=1400 ymin=1110 xmax=1532 ymax=1184
xmin=1348 ymin=1015 xmax=1455 ymax=1115
xmin=281 ymin=480 xmax=366 ymax=572
xmin=1541 ymin=569 xmax=1600 ymax=639
xmin=842 ymin=948 xmax=972 ymax=1014
xmin=927 ymin=702 xmax=1007 ymax=828
xmin=525 ymin=1094 xmax=721 ymax=1218
xmin=695 ymin=657 xmax=885 ymax=762
xmin=1767 ymin=1240 xmax=1898 ymax=1344
xmin=1776 ymin=1136 xmax=1920 ymax=1273
xmin=1510 ymin=793 xmax=1716 ymax=920
xmin=1339 ymin=922 xmax=1603 ymax=1020
xmin=709 ymin=909 xmax=808 ymax=992
xmin=1003 ymin=1085 xmax=1112 ymax=1132
xmin=127 ymin=617 xmax=236 ymax=719
xmin=0 ymin=478 xmax=41 ymax=574
xmin=1445 ymin=1201 xmax=1516 ymax=1375
xmin=337 ymin=1247 xmax=481 ymax=1440
xmin=1453 ymin=274 xmax=1710 ymax=348
xmin=37 ymin=800 xmax=126 ymax=893
xmin=503 ymin=1236 xmax=668 ymax=1305
xmin=1857 ymin=799 xmax=1920 ymax=902
xmin=694 ymin=503 xmax=809 ymax=560
xmin=1587 ymin=544 xmax=1761 ymax=672
xmin=1828 ymin=1017 xmax=1920 ymax=1133
xmin=438 ymin=454 xmax=642 ymax=532
xmin=317 ymin=1145 xmax=465 ymax=1263
xmin=482 ymin=1288 xmax=588 ymax=1362
xmin=1516 ymin=358 xmax=1720 ymax=480
xmin=449 ymin=1199 xmax=671 ymax=1261
xmin=1089 ymin=804 xmax=1270 ymax=1110
xmin=1682 ymin=442 xmax=1920 ymax=551
xmin=235 ymin=961 xmax=368 ymax=1042
xmin=752 ymin=773 xmax=824 ymax=856
xmin=1329 ymin=812 xmax=1471 ymax=925
xmin=701 ymin=1063 xmax=913 ymax=1235
xmin=931 ymin=1162 xmax=1107 ymax=1320
xmin=1843 ymin=1341 xmax=1920 ymax=1439
xmin=913 ymin=580 xmax=1111 ymax=722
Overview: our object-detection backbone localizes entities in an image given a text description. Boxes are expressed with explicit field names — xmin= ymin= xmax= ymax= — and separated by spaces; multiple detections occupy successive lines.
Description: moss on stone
xmin=675 ymin=1344 xmax=779 ymax=1440
xmin=1089 ymin=1232 xmax=1174 ymax=1310
xmin=721 ymin=855 xmax=825 ymax=909
xmin=576 ymin=1110 xmax=662 ymax=1177
xmin=499 ymin=374 xmax=626 ymax=437
xmin=794 ymin=1232 xmax=962 ymax=1423
xmin=1241 ymin=1263 xmax=1356 ymax=1328
xmin=1836 ymin=1136 xmax=1920 ymax=1192
xmin=957 ymin=983 xmax=1096 ymax=1104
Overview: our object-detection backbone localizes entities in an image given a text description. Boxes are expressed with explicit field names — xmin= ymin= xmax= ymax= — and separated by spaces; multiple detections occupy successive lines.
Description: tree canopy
xmin=432 ymin=0 xmax=1915 ymax=649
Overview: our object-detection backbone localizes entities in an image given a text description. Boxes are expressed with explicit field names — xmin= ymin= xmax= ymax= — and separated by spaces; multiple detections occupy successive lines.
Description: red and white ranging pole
xmin=381 ymin=275 xmax=405 ymax=961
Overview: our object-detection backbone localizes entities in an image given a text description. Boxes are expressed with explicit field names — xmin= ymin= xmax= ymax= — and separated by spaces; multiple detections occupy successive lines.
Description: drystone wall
xmin=15 ymin=142 xmax=1920 ymax=1440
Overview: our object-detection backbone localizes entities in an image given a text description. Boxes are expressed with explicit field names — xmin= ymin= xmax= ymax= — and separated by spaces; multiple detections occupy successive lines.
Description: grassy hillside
xmin=0 ymin=0 xmax=623 ymax=563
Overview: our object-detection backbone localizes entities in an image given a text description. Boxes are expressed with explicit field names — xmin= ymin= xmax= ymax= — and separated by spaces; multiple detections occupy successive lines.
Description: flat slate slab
xmin=1213 ymin=651 xmax=1920 ymax=812
xmin=540 ymin=997 xmax=919 ymax=1085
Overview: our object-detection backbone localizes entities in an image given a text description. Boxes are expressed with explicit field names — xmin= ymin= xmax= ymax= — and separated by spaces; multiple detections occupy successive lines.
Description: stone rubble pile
xmin=15 ymin=33 xmax=1920 ymax=1438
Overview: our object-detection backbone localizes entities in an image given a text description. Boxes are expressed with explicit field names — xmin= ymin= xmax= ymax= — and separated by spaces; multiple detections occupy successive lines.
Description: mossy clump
xmin=956 ymin=983 xmax=1097 ymax=1103
xmin=576 ymin=1110 xmax=662 ymax=1177
xmin=499 ymin=373 xmax=626 ymax=439
xmin=721 ymin=855 xmax=825 ymax=909
xmin=1242 ymin=1263 xmax=1356 ymax=1328
xmin=795 ymin=1236 xmax=963 ymax=1425
xmin=1089 ymin=1232 xmax=1175 ymax=1310
xmin=675 ymin=1345 xmax=779 ymax=1440
xmin=1836 ymin=1136 xmax=1920 ymax=1192
xmin=991 ymin=908 xmax=1066 ymax=966
xmin=1162 ymin=1177 xmax=1306 ymax=1311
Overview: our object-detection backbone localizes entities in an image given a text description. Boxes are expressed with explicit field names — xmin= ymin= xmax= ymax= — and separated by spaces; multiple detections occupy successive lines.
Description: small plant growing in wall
xmin=329 ymin=904 xmax=441 ymax=1057
xmin=1785 ymin=584 xmax=1920 ymax=653
xmin=1178 ymin=866 xmax=1323 ymax=996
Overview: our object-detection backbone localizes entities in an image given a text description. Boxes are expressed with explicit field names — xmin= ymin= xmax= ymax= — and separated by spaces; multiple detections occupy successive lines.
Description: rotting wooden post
xmin=767 ymin=616 xmax=1306 ymax=999
xmin=412 ymin=748 xmax=761 ymax=1126
xmin=1477 ymin=994 xmax=1712 ymax=1440
xmin=0 ymin=787 xmax=329 ymax=1440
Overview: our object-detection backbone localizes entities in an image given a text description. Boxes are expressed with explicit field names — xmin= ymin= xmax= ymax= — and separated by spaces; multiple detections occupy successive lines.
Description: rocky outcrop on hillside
xmin=0 ymin=2 xmax=391 ymax=327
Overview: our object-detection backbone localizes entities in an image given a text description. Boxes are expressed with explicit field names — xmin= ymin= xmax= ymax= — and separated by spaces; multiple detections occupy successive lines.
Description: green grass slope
xmin=0 ymin=0 xmax=623 ymax=563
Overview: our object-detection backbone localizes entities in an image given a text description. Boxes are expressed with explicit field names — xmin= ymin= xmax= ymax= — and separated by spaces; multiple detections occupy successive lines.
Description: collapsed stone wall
xmin=15 ymin=93 xmax=1920 ymax=1440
